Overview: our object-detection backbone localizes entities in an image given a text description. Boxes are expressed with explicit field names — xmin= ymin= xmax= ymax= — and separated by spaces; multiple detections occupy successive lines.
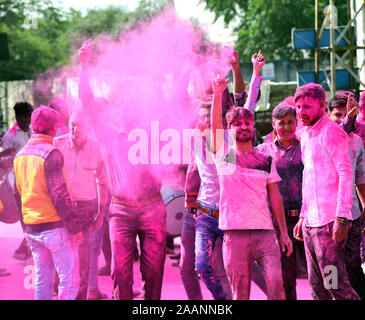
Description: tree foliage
xmin=203 ymin=0 xmax=349 ymax=61
xmin=0 ymin=0 xmax=170 ymax=81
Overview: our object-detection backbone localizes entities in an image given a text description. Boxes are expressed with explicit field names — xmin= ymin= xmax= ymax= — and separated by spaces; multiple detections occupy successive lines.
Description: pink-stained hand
xmin=0 ymin=147 xmax=15 ymax=158
xmin=224 ymin=46 xmax=240 ymax=69
xmin=252 ymin=50 xmax=266 ymax=76
xmin=73 ymin=232 xmax=83 ymax=247
xmin=279 ymin=233 xmax=293 ymax=257
xmin=79 ymin=39 xmax=94 ymax=68
xmin=211 ymin=74 xmax=229 ymax=95
xmin=91 ymin=212 xmax=103 ymax=232
xmin=346 ymin=94 xmax=359 ymax=119
xmin=332 ymin=220 xmax=349 ymax=243
xmin=293 ymin=217 xmax=304 ymax=241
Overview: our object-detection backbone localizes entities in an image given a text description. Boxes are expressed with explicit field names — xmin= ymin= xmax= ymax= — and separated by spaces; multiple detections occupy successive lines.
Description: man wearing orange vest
xmin=14 ymin=106 xmax=83 ymax=300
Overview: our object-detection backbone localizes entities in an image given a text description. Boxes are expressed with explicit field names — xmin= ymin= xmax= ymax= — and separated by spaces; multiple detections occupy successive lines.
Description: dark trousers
xmin=345 ymin=217 xmax=365 ymax=300
xmin=303 ymin=221 xmax=360 ymax=300
xmin=280 ymin=216 xmax=306 ymax=300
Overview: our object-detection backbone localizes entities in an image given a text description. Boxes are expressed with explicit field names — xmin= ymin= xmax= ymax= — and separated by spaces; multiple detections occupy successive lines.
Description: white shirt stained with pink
xmin=300 ymin=114 xmax=354 ymax=227
xmin=213 ymin=141 xmax=281 ymax=231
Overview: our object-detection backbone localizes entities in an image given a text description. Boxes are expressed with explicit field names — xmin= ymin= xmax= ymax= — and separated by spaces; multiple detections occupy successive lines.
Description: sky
xmin=52 ymin=0 xmax=237 ymax=44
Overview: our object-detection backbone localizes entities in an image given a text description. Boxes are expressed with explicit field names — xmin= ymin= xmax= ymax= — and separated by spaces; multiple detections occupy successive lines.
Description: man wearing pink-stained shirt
xmin=54 ymin=109 xmax=108 ymax=300
xmin=293 ymin=83 xmax=359 ymax=300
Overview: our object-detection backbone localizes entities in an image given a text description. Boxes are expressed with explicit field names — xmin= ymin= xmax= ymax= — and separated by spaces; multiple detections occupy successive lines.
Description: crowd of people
xmin=1 ymin=38 xmax=365 ymax=301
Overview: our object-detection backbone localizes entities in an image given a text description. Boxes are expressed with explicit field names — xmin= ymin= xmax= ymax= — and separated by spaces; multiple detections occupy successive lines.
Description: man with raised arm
xmin=209 ymin=74 xmax=292 ymax=300
xmin=78 ymin=40 xmax=167 ymax=300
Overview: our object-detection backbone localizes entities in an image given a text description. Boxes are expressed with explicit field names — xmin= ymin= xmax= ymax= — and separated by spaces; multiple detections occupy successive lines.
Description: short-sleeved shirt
xmin=212 ymin=137 xmax=281 ymax=231
xmin=2 ymin=124 xmax=33 ymax=153
xmin=54 ymin=134 xmax=106 ymax=201
xmin=256 ymin=138 xmax=303 ymax=211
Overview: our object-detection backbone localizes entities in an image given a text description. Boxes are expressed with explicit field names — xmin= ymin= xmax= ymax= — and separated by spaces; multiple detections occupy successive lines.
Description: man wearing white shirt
xmin=2 ymin=102 xmax=33 ymax=262
xmin=293 ymin=83 xmax=359 ymax=300
xmin=54 ymin=109 xmax=108 ymax=300
xmin=210 ymin=75 xmax=292 ymax=300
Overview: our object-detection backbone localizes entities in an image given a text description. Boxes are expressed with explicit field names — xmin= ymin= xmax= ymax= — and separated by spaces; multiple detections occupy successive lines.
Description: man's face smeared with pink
xmin=230 ymin=116 xmax=254 ymax=142
xmin=296 ymin=96 xmax=325 ymax=127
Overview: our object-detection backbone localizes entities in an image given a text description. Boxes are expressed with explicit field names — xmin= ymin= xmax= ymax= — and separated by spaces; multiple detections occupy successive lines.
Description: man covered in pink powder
xmin=209 ymin=75 xmax=292 ymax=300
xmin=13 ymin=106 xmax=83 ymax=300
xmin=327 ymin=92 xmax=365 ymax=300
xmin=293 ymin=83 xmax=359 ymax=300
xmin=78 ymin=40 xmax=167 ymax=300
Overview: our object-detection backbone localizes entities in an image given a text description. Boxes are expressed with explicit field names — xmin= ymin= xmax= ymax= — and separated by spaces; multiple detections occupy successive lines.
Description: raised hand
xmin=224 ymin=46 xmax=240 ymax=70
xmin=252 ymin=50 xmax=266 ymax=76
xmin=79 ymin=39 xmax=94 ymax=69
xmin=211 ymin=74 xmax=229 ymax=95
xmin=346 ymin=94 xmax=359 ymax=119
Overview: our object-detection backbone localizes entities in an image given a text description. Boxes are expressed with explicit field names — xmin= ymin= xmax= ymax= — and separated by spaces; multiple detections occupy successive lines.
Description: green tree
xmin=203 ymin=0 xmax=348 ymax=61
xmin=0 ymin=0 xmax=171 ymax=81
xmin=0 ymin=0 xmax=72 ymax=80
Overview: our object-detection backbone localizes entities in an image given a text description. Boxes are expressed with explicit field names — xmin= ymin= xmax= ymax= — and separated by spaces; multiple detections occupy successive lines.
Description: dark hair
xmin=225 ymin=107 xmax=253 ymax=128
xmin=272 ymin=102 xmax=297 ymax=120
xmin=337 ymin=90 xmax=356 ymax=99
xmin=328 ymin=95 xmax=347 ymax=112
xmin=13 ymin=102 xmax=33 ymax=117
xmin=294 ymin=83 xmax=326 ymax=105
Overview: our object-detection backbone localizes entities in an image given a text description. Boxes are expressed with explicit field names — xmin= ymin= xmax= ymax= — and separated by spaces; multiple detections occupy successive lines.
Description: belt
xmin=24 ymin=220 xmax=65 ymax=234
xmin=286 ymin=209 xmax=300 ymax=217
xmin=112 ymin=195 xmax=162 ymax=208
xmin=197 ymin=204 xmax=219 ymax=219
xmin=73 ymin=199 xmax=97 ymax=208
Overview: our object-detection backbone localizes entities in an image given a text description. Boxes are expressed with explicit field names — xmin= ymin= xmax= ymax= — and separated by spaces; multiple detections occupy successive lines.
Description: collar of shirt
xmin=273 ymin=136 xmax=300 ymax=151
xmin=28 ymin=134 xmax=53 ymax=145
xmin=304 ymin=113 xmax=328 ymax=137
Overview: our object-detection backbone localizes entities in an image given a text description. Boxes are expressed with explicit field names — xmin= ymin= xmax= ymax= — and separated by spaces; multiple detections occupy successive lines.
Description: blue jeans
xmin=179 ymin=209 xmax=203 ymax=300
xmin=25 ymin=227 xmax=76 ymax=300
xmin=195 ymin=210 xmax=232 ymax=300
xmin=88 ymin=212 xmax=109 ymax=291
xmin=109 ymin=199 xmax=166 ymax=300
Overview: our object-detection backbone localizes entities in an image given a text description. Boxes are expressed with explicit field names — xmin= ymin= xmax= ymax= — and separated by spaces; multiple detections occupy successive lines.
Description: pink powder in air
xmin=36 ymin=7 xmax=233 ymax=190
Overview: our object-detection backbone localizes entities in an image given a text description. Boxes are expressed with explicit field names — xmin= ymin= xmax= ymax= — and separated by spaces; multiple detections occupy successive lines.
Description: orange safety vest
xmin=14 ymin=134 xmax=61 ymax=225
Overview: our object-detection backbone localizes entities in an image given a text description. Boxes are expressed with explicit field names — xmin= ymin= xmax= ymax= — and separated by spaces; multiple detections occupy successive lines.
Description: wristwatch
xmin=336 ymin=217 xmax=349 ymax=225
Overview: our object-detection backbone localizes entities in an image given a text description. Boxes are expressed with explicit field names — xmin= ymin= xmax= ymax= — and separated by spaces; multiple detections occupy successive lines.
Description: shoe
xmin=0 ymin=269 xmax=11 ymax=277
xmin=98 ymin=265 xmax=111 ymax=276
xmin=133 ymin=290 xmax=141 ymax=298
xmin=12 ymin=251 xmax=28 ymax=261
xmin=88 ymin=290 xmax=108 ymax=300
xmin=169 ymin=253 xmax=181 ymax=260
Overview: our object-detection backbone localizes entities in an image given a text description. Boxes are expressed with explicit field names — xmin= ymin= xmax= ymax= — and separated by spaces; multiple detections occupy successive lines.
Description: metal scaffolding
xmin=315 ymin=0 xmax=365 ymax=95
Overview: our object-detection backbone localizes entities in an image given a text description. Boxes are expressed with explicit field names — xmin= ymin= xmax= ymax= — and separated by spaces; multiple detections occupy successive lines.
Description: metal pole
xmin=348 ymin=0 xmax=355 ymax=91
xmin=330 ymin=0 xmax=336 ymax=96
xmin=315 ymin=0 xmax=320 ymax=83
